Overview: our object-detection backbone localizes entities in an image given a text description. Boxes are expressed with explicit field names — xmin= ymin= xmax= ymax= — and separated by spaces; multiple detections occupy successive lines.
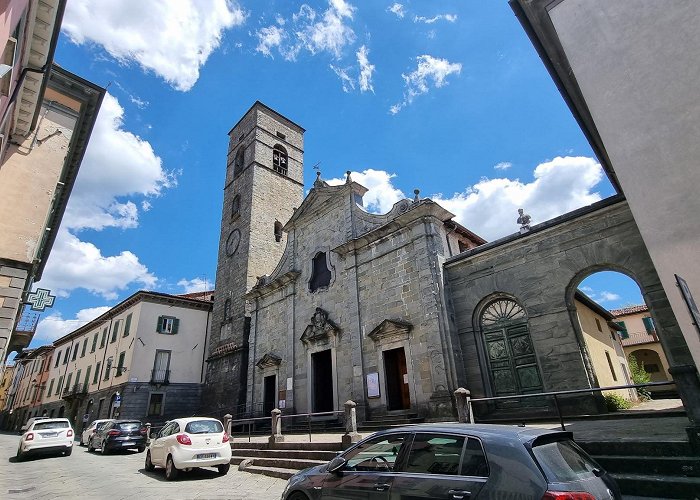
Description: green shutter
xmin=84 ymin=366 xmax=92 ymax=391
xmin=642 ymin=316 xmax=655 ymax=334
xmin=172 ymin=318 xmax=180 ymax=334
xmin=124 ymin=313 xmax=132 ymax=337
xmin=91 ymin=333 xmax=98 ymax=352
xmin=615 ymin=321 xmax=629 ymax=339
xmin=93 ymin=363 xmax=101 ymax=384
xmin=156 ymin=316 xmax=164 ymax=333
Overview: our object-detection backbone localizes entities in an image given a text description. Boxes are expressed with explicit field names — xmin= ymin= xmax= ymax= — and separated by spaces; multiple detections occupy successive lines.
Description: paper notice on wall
xmin=287 ymin=377 xmax=293 ymax=390
xmin=278 ymin=400 xmax=286 ymax=409
xmin=367 ymin=372 xmax=380 ymax=398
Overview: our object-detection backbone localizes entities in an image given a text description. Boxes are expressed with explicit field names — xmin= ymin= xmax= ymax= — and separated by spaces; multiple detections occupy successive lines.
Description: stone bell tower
xmin=202 ymin=102 xmax=304 ymax=414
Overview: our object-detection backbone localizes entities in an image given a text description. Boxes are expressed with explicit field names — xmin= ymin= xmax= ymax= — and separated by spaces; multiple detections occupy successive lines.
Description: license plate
xmin=197 ymin=453 xmax=217 ymax=459
xmin=40 ymin=432 xmax=57 ymax=438
xmin=122 ymin=442 xmax=134 ymax=446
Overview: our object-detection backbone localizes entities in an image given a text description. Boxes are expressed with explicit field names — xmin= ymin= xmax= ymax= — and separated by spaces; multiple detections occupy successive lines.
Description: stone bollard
xmin=145 ymin=423 xmax=152 ymax=444
xmin=223 ymin=414 xmax=232 ymax=437
xmin=269 ymin=408 xmax=284 ymax=444
xmin=342 ymin=400 xmax=361 ymax=447
xmin=454 ymin=388 xmax=472 ymax=423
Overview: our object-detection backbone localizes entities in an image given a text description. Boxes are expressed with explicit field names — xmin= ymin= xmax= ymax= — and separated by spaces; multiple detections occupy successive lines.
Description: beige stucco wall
xmin=549 ymin=0 xmax=700 ymax=367
xmin=0 ymin=102 xmax=76 ymax=263
xmin=619 ymin=311 xmax=672 ymax=385
xmin=575 ymin=299 xmax=634 ymax=400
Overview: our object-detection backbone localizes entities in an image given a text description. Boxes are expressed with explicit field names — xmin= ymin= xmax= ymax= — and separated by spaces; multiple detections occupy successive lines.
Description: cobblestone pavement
xmin=0 ymin=432 xmax=286 ymax=500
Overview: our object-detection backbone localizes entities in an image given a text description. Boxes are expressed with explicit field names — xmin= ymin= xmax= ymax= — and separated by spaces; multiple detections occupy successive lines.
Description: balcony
xmin=150 ymin=369 xmax=170 ymax=385
xmin=62 ymin=383 xmax=87 ymax=400
xmin=621 ymin=331 xmax=659 ymax=347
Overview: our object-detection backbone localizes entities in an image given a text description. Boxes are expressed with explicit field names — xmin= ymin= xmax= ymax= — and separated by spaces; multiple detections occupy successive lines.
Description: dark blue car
xmin=281 ymin=423 xmax=620 ymax=499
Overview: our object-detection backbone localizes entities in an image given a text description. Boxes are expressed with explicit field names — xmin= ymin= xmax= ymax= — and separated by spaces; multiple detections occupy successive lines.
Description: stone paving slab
xmin=0 ymin=432 xmax=286 ymax=500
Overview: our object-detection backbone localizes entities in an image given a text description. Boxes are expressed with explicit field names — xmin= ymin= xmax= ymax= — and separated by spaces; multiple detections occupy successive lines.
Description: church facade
xmin=202 ymin=102 xmax=699 ymax=428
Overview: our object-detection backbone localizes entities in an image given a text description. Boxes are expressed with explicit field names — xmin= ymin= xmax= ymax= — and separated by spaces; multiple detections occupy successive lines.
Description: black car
xmin=88 ymin=420 xmax=147 ymax=454
xmin=281 ymin=423 xmax=620 ymax=500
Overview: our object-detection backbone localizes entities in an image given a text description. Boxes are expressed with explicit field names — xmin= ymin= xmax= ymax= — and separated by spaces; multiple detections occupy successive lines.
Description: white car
xmin=144 ymin=417 xmax=232 ymax=480
xmin=17 ymin=418 xmax=74 ymax=460
xmin=80 ymin=419 xmax=114 ymax=446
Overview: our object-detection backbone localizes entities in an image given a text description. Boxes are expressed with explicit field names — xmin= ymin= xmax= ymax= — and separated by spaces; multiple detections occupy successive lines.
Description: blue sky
xmin=26 ymin=0 xmax=641 ymax=347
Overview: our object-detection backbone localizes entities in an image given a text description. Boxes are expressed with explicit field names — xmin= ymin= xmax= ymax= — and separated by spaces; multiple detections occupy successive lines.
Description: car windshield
xmin=117 ymin=422 xmax=141 ymax=430
xmin=185 ymin=420 xmax=223 ymax=434
xmin=33 ymin=421 xmax=69 ymax=430
xmin=532 ymin=440 xmax=599 ymax=482
xmin=96 ymin=422 xmax=110 ymax=430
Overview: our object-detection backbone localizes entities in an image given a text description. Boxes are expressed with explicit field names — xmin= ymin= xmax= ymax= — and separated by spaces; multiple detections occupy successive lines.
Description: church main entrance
xmin=312 ymin=349 xmax=334 ymax=412
xmin=384 ymin=347 xmax=410 ymax=411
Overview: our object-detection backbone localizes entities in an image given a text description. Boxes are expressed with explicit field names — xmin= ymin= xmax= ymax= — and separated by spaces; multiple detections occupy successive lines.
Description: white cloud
xmin=325 ymin=157 xmax=604 ymax=241
xmin=34 ymin=307 xmax=111 ymax=343
xmin=255 ymin=0 xmax=356 ymax=62
xmin=432 ymin=156 xmax=604 ymax=241
xmin=580 ymin=286 xmax=594 ymax=293
xmin=357 ymin=45 xmax=375 ymax=93
xmin=414 ymin=14 xmax=457 ymax=24
xmin=327 ymin=169 xmax=405 ymax=213
xmin=330 ymin=65 xmax=355 ymax=92
xmin=391 ymin=55 xmax=462 ymax=114
xmin=39 ymin=229 xmax=157 ymax=300
xmin=256 ymin=25 xmax=285 ymax=58
xmin=387 ymin=3 xmax=405 ymax=19
xmin=599 ymin=291 xmax=621 ymax=302
xmin=494 ymin=161 xmax=513 ymax=170
xmin=178 ymin=277 xmax=211 ymax=294
xmin=65 ymin=93 xmax=176 ymax=232
xmin=62 ymin=0 xmax=246 ymax=91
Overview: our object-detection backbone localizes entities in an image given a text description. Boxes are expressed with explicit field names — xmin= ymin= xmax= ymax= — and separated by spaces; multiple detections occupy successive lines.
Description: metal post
xmin=553 ymin=394 xmax=566 ymax=431
xmin=145 ymin=422 xmax=151 ymax=444
xmin=308 ymin=413 xmax=312 ymax=442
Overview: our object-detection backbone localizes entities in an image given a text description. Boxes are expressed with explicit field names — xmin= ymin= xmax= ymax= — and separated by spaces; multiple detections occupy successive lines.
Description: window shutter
xmin=642 ymin=316 xmax=655 ymax=334
xmin=124 ymin=313 xmax=132 ymax=337
xmin=172 ymin=318 xmax=180 ymax=334
xmin=156 ymin=316 xmax=164 ymax=333
xmin=614 ymin=321 xmax=628 ymax=339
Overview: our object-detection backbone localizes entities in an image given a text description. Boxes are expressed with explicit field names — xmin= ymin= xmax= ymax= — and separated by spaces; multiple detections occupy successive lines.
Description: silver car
xmin=281 ymin=424 xmax=620 ymax=499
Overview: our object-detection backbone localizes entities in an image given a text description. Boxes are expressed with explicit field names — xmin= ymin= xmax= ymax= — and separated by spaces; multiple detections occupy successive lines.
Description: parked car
xmin=19 ymin=416 xmax=48 ymax=434
xmin=281 ymin=423 xmax=621 ymax=500
xmin=80 ymin=419 xmax=114 ymax=446
xmin=88 ymin=420 xmax=147 ymax=454
xmin=144 ymin=417 xmax=232 ymax=480
xmin=16 ymin=418 xmax=74 ymax=460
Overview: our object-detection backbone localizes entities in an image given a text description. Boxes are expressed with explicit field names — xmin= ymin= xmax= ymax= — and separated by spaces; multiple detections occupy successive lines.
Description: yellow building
xmin=575 ymin=291 xmax=636 ymax=401
xmin=611 ymin=304 xmax=673 ymax=395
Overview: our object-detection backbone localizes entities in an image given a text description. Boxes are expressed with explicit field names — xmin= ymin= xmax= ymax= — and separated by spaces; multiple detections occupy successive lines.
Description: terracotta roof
xmin=177 ymin=290 xmax=214 ymax=302
xmin=610 ymin=304 xmax=648 ymax=317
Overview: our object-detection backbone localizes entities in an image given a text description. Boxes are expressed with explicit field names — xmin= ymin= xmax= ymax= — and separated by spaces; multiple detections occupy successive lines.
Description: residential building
xmin=0 ymin=0 xmax=104 ymax=367
xmin=39 ymin=291 xmax=212 ymax=429
xmin=0 ymin=362 xmax=16 ymax=425
xmin=574 ymin=291 xmax=635 ymax=401
xmin=612 ymin=304 xmax=673 ymax=395
xmin=1 ymin=346 xmax=54 ymax=429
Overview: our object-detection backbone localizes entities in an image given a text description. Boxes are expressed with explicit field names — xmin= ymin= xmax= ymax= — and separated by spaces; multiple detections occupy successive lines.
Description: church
xmin=201 ymin=102 xmax=696 ymax=426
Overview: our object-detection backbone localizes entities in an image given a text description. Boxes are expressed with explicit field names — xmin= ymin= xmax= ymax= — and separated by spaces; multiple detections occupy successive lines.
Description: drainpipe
xmin=200 ymin=308 xmax=211 ymax=384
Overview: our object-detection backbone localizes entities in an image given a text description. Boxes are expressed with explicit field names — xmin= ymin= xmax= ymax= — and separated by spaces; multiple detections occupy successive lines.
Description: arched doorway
xmin=479 ymin=297 xmax=544 ymax=397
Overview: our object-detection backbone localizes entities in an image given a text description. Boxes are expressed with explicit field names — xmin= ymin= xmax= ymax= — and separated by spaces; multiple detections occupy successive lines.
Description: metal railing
xmin=228 ymin=409 xmax=345 ymax=442
xmin=465 ymin=380 xmax=677 ymax=431
xmin=620 ymin=331 xmax=659 ymax=346
xmin=62 ymin=383 xmax=87 ymax=398
xmin=150 ymin=369 xmax=170 ymax=384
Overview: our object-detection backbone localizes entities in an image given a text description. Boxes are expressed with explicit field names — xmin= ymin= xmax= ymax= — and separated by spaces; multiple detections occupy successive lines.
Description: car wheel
xmin=165 ymin=455 xmax=178 ymax=481
xmin=137 ymin=445 xmax=145 ymax=453
xmin=65 ymin=447 xmax=73 ymax=456
xmin=144 ymin=450 xmax=155 ymax=472
xmin=287 ymin=493 xmax=310 ymax=500
xmin=16 ymin=448 xmax=23 ymax=461
xmin=101 ymin=441 xmax=108 ymax=455
xmin=217 ymin=463 xmax=230 ymax=476
xmin=87 ymin=439 xmax=94 ymax=452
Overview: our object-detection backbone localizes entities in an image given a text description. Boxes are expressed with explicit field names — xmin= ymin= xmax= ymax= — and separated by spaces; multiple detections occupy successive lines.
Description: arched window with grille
xmin=223 ymin=298 xmax=231 ymax=322
xmin=479 ymin=298 xmax=543 ymax=396
xmin=272 ymin=144 xmax=288 ymax=176
xmin=234 ymin=147 xmax=244 ymax=177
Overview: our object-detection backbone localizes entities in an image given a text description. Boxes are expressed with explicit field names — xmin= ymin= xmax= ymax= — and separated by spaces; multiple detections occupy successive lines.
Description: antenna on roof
xmin=312 ymin=162 xmax=321 ymax=171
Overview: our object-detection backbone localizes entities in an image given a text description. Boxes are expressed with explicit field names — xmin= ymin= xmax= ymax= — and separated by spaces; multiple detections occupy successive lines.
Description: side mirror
xmin=328 ymin=456 xmax=347 ymax=473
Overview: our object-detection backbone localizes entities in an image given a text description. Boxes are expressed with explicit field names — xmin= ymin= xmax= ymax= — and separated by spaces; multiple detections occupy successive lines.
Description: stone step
xmin=231 ymin=449 xmax=338 ymax=460
xmin=231 ymin=441 xmax=345 ymax=451
xmin=232 ymin=456 xmax=326 ymax=469
xmin=595 ymin=454 xmax=700 ymax=477
xmin=240 ymin=465 xmax=298 ymax=480
xmin=579 ymin=440 xmax=693 ymax=457
xmin=611 ymin=472 xmax=700 ymax=499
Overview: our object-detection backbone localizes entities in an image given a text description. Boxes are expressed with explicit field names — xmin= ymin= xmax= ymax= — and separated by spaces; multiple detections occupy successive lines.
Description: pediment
xmin=301 ymin=307 xmax=340 ymax=344
xmin=368 ymin=319 xmax=413 ymax=343
xmin=256 ymin=352 xmax=282 ymax=369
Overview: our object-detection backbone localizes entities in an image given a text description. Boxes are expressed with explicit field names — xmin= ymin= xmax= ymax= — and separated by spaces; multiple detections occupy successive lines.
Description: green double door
xmin=483 ymin=321 xmax=543 ymax=396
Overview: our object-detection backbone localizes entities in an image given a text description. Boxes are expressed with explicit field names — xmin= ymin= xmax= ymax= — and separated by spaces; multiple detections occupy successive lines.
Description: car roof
xmin=112 ymin=420 xmax=142 ymax=424
xmin=168 ymin=417 xmax=223 ymax=426
xmin=372 ymin=423 xmax=571 ymax=445
xmin=32 ymin=418 xmax=70 ymax=423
